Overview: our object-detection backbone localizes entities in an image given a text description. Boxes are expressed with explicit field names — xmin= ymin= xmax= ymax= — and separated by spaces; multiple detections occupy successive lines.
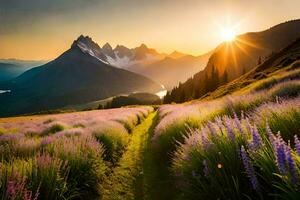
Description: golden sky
xmin=1 ymin=0 xmax=300 ymax=60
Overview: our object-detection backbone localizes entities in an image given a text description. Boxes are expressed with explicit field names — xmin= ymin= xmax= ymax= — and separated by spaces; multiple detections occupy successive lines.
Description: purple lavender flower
xmin=294 ymin=135 xmax=300 ymax=156
xmin=214 ymin=117 xmax=225 ymax=133
xmin=245 ymin=118 xmax=252 ymax=134
xmin=207 ymin=122 xmax=218 ymax=137
xmin=201 ymin=128 xmax=212 ymax=150
xmin=224 ymin=117 xmax=235 ymax=142
xmin=264 ymin=122 xmax=272 ymax=137
xmin=233 ymin=112 xmax=244 ymax=135
xmin=249 ymin=125 xmax=262 ymax=150
xmin=240 ymin=146 xmax=259 ymax=191
xmin=285 ymin=146 xmax=297 ymax=184
xmin=274 ymin=135 xmax=287 ymax=175
xmin=265 ymin=123 xmax=276 ymax=146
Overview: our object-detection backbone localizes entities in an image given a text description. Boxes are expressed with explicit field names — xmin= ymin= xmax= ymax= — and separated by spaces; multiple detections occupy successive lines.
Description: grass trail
xmin=101 ymin=112 xmax=155 ymax=200
xmin=101 ymin=111 xmax=175 ymax=200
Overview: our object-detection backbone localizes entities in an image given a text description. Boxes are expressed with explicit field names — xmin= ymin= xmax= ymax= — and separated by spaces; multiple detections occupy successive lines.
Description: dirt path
xmin=100 ymin=112 xmax=174 ymax=200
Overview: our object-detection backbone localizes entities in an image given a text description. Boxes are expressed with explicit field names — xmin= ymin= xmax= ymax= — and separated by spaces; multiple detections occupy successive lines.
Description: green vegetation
xmin=101 ymin=112 xmax=156 ymax=200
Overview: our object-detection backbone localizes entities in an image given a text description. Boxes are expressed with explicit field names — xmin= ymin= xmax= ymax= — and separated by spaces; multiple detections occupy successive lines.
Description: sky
xmin=1 ymin=0 xmax=300 ymax=60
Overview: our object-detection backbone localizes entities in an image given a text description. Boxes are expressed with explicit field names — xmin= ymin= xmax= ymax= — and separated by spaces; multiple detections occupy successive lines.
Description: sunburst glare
xmin=221 ymin=27 xmax=236 ymax=41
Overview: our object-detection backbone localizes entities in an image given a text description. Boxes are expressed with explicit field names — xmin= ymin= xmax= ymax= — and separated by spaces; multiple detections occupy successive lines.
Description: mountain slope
xmin=0 ymin=36 xmax=162 ymax=116
xmin=168 ymin=51 xmax=186 ymax=59
xmin=165 ymin=19 xmax=300 ymax=103
xmin=203 ymin=36 xmax=300 ymax=100
xmin=130 ymin=51 xmax=212 ymax=89
xmin=0 ymin=60 xmax=46 ymax=82
xmin=0 ymin=63 xmax=28 ymax=82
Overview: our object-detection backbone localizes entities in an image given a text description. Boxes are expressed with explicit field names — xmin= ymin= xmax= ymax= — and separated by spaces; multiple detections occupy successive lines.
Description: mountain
xmin=0 ymin=36 xmax=162 ymax=116
xmin=0 ymin=60 xmax=47 ymax=82
xmin=168 ymin=51 xmax=186 ymax=59
xmin=129 ymin=51 xmax=212 ymax=89
xmin=0 ymin=63 xmax=27 ymax=82
xmin=164 ymin=19 xmax=300 ymax=103
xmin=205 ymin=19 xmax=300 ymax=81
xmin=76 ymin=38 xmax=165 ymax=69
xmin=57 ymin=37 xmax=211 ymax=89
xmin=203 ymin=36 xmax=300 ymax=100
xmin=0 ymin=59 xmax=47 ymax=68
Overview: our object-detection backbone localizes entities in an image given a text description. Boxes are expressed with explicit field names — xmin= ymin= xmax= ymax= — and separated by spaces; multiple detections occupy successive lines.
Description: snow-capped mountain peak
xmin=72 ymin=35 xmax=108 ymax=64
xmin=71 ymin=35 xmax=165 ymax=68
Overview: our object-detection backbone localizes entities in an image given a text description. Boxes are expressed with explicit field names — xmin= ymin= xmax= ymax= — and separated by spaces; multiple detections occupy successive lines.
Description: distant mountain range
xmin=73 ymin=35 xmax=165 ymax=69
xmin=0 ymin=36 xmax=162 ymax=116
xmin=165 ymin=19 xmax=300 ymax=103
xmin=129 ymin=52 xmax=212 ymax=89
xmin=0 ymin=59 xmax=47 ymax=82
xmin=0 ymin=36 xmax=211 ymax=89
xmin=66 ymin=35 xmax=212 ymax=89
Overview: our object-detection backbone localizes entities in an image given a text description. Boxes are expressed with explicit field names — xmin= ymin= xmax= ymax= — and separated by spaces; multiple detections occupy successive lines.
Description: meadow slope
xmin=0 ymin=60 xmax=300 ymax=200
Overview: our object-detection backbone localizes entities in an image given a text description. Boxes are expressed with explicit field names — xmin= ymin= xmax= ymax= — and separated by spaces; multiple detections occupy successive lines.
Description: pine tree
xmin=258 ymin=56 xmax=262 ymax=65
xmin=223 ymin=70 xmax=228 ymax=84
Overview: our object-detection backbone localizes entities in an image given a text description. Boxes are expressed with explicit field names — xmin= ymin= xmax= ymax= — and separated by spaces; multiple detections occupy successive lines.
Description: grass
xmin=100 ymin=112 xmax=156 ymax=200
xmin=0 ymin=107 xmax=154 ymax=199
xmin=93 ymin=127 xmax=129 ymax=164
xmin=171 ymin=114 xmax=300 ymax=199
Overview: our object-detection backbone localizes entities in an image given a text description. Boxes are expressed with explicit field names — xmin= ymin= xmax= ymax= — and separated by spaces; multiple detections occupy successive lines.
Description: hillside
xmin=203 ymin=36 xmax=300 ymax=99
xmin=0 ymin=36 xmax=162 ymax=116
xmin=0 ymin=59 xmax=47 ymax=81
xmin=165 ymin=20 xmax=300 ymax=103
xmin=0 ymin=63 xmax=27 ymax=82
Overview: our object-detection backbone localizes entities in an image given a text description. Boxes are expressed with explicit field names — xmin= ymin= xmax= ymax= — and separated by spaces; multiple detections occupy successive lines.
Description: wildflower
xmin=266 ymin=123 xmax=276 ymax=147
xmin=207 ymin=122 xmax=218 ymax=137
xmin=294 ymin=135 xmax=300 ymax=156
xmin=240 ymin=146 xmax=259 ymax=191
xmin=201 ymin=128 xmax=212 ymax=150
xmin=274 ymin=135 xmax=287 ymax=175
xmin=224 ymin=117 xmax=235 ymax=142
xmin=217 ymin=163 xmax=223 ymax=169
xmin=214 ymin=117 xmax=224 ymax=132
xmin=41 ymin=136 xmax=56 ymax=146
xmin=285 ymin=146 xmax=297 ymax=184
xmin=233 ymin=112 xmax=244 ymax=135
xmin=245 ymin=118 xmax=252 ymax=134
xmin=249 ymin=125 xmax=262 ymax=150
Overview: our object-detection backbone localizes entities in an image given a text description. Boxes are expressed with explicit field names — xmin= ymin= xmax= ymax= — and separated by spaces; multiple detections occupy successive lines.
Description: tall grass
xmin=172 ymin=114 xmax=300 ymax=199
xmin=253 ymin=97 xmax=300 ymax=142
xmin=154 ymin=80 xmax=300 ymax=160
xmin=0 ymin=106 xmax=154 ymax=199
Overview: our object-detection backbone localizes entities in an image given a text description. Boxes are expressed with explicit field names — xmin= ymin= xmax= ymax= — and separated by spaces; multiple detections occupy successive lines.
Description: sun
xmin=221 ymin=27 xmax=236 ymax=42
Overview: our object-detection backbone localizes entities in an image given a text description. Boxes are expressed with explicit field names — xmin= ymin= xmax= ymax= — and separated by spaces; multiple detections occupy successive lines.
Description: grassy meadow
xmin=0 ymin=61 xmax=300 ymax=200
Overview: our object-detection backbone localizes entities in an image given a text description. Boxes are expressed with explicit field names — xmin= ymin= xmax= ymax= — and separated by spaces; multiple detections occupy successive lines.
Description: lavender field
xmin=153 ymin=76 xmax=300 ymax=199
xmin=0 ymin=107 xmax=154 ymax=200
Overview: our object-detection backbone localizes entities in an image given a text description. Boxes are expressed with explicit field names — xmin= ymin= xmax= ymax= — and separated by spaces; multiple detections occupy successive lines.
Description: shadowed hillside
xmin=165 ymin=20 xmax=300 ymax=103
